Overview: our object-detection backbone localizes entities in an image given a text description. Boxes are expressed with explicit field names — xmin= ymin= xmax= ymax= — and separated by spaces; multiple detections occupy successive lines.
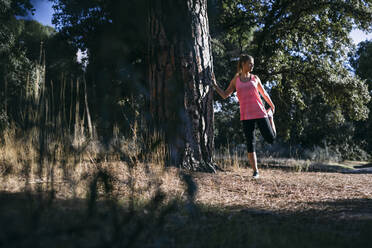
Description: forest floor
xmin=1 ymin=157 xmax=372 ymax=247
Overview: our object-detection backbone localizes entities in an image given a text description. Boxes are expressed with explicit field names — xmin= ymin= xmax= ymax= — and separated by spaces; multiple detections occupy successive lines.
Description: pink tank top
xmin=236 ymin=75 xmax=268 ymax=120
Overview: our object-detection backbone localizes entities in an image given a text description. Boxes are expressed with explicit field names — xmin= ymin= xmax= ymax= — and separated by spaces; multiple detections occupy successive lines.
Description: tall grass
xmin=0 ymin=47 xmax=220 ymax=246
xmin=0 ymin=106 xmax=208 ymax=247
xmin=2 ymin=122 xmax=371 ymax=247
xmin=214 ymin=143 xmax=246 ymax=170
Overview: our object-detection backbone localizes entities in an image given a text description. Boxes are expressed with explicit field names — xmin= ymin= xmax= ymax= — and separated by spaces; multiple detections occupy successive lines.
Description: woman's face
xmin=243 ymin=59 xmax=254 ymax=72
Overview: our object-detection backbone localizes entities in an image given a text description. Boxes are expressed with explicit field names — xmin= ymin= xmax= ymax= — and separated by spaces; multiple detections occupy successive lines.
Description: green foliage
xmin=0 ymin=0 xmax=33 ymax=17
xmin=352 ymin=40 xmax=372 ymax=85
xmin=0 ymin=0 xmax=33 ymax=115
xmin=351 ymin=40 xmax=372 ymax=154
xmin=214 ymin=101 xmax=243 ymax=149
xmin=18 ymin=19 xmax=56 ymax=62
xmin=0 ymin=11 xmax=33 ymax=128
xmin=210 ymin=0 xmax=372 ymax=153
xmin=0 ymin=1 xmax=34 ymax=58
xmin=0 ymin=0 xmax=81 ymax=131
xmin=51 ymin=0 xmax=148 ymax=138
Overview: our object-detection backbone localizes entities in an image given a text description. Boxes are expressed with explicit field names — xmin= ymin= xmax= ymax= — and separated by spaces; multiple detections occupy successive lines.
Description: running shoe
xmin=252 ymin=171 xmax=259 ymax=179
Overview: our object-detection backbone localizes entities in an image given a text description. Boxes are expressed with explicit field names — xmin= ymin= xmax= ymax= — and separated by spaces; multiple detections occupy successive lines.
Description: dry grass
xmin=1 ymin=127 xmax=372 ymax=247
xmin=191 ymin=168 xmax=372 ymax=217
xmin=3 ymin=161 xmax=371 ymax=220
xmin=1 ymin=127 xmax=371 ymax=218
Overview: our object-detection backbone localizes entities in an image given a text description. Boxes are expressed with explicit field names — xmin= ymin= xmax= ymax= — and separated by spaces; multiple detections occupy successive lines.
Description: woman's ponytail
xmin=236 ymin=60 xmax=242 ymax=75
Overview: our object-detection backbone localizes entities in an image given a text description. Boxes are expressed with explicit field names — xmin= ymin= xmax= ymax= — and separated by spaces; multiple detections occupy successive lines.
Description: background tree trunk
xmin=148 ymin=0 xmax=217 ymax=172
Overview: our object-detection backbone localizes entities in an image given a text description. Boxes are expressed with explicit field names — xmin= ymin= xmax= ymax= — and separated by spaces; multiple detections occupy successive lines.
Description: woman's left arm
xmin=256 ymin=76 xmax=275 ymax=113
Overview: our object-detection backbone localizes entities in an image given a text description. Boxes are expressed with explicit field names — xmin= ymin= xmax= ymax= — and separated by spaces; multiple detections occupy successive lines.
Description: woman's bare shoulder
xmin=233 ymin=74 xmax=240 ymax=85
xmin=253 ymin=74 xmax=262 ymax=82
xmin=234 ymin=73 xmax=240 ymax=81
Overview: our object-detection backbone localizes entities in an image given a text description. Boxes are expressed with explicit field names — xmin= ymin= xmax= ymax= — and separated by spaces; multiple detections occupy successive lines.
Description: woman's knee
xmin=260 ymin=118 xmax=275 ymax=143
xmin=247 ymin=142 xmax=255 ymax=152
xmin=245 ymin=133 xmax=255 ymax=152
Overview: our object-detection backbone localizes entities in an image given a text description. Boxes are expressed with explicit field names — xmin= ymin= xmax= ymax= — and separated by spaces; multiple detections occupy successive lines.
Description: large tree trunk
xmin=148 ymin=0 xmax=217 ymax=172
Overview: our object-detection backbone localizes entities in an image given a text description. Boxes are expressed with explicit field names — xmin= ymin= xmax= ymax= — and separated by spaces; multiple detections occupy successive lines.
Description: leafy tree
xmin=209 ymin=0 xmax=372 ymax=151
xmin=1 ymin=0 xmax=80 ymax=131
xmin=0 ymin=0 xmax=34 ymax=129
xmin=18 ymin=20 xmax=55 ymax=62
xmin=51 ymin=0 xmax=148 ymax=139
xmin=352 ymin=40 xmax=372 ymax=85
xmin=351 ymin=40 xmax=372 ymax=154
xmin=0 ymin=0 xmax=34 ymax=70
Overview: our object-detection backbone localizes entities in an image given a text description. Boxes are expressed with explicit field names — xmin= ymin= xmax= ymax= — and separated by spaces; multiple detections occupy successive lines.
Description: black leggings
xmin=242 ymin=118 xmax=276 ymax=153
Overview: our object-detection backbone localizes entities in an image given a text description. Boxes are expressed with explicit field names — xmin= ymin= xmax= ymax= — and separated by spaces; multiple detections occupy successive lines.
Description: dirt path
xmin=181 ymin=167 xmax=372 ymax=219
xmin=1 ymin=162 xmax=372 ymax=247
xmin=2 ymin=160 xmax=372 ymax=220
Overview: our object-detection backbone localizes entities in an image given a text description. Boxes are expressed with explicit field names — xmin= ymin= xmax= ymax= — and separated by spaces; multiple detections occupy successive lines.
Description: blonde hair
xmin=236 ymin=54 xmax=254 ymax=74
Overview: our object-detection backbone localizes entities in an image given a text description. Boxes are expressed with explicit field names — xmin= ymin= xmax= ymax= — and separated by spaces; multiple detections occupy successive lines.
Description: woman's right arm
xmin=212 ymin=74 xmax=237 ymax=99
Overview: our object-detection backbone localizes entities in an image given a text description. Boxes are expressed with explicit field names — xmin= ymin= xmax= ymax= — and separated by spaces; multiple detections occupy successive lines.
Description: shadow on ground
xmin=1 ymin=191 xmax=371 ymax=248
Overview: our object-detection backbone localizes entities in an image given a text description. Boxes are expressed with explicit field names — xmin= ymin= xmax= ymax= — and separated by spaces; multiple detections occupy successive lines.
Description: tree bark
xmin=148 ymin=0 xmax=217 ymax=172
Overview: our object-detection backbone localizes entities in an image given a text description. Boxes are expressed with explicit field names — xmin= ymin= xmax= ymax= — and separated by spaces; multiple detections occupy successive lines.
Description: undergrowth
xmin=1 ymin=125 xmax=371 ymax=247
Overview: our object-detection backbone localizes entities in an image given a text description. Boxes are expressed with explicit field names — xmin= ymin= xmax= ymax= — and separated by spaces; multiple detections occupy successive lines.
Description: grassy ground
xmin=1 ymin=156 xmax=371 ymax=248
xmin=1 ymin=128 xmax=371 ymax=247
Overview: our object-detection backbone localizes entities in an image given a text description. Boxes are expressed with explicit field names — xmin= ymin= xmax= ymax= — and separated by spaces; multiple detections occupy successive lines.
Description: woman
xmin=212 ymin=54 xmax=276 ymax=179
